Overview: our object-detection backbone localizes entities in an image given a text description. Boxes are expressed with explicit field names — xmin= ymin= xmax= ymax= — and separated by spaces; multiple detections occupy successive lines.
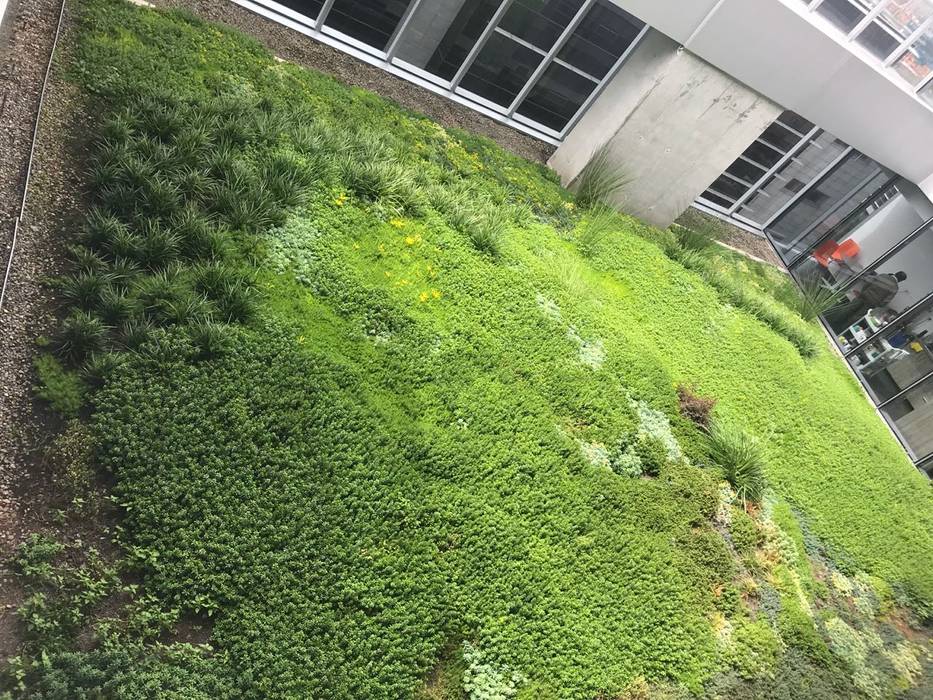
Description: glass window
xmin=892 ymin=28 xmax=933 ymax=84
xmin=700 ymin=191 xmax=735 ymax=210
xmin=458 ymin=32 xmax=544 ymax=107
xmin=706 ymin=175 xmax=747 ymax=202
xmin=324 ymin=0 xmax=416 ymax=50
xmin=273 ymin=0 xmax=325 ymax=21
xmin=883 ymin=373 xmax=933 ymax=461
xmin=877 ymin=0 xmax=933 ymax=38
xmin=816 ymin=0 xmax=869 ymax=33
xmin=498 ymin=0 xmax=586 ymax=51
xmin=420 ymin=0 xmax=502 ymax=80
xmin=845 ymin=301 xmax=933 ymax=406
xmin=517 ymin=62 xmax=598 ymax=131
xmin=759 ymin=123 xmax=805 ymax=153
xmin=856 ymin=21 xmax=903 ymax=58
xmin=766 ymin=152 xmax=891 ymax=263
xmin=744 ymin=140 xmax=785 ymax=169
xmin=736 ymin=131 xmax=850 ymax=226
xmin=556 ymin=0 xmax=644 ymax=79
xmin=776 ymin=110 xmax=815 ymax=136
xmin=726 ymin=158 xmax=767 ymax=186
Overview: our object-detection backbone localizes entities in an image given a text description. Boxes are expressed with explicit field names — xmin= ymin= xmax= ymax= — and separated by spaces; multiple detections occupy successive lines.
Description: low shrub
xmin=33 ymin=355 xmax=86 ymax=418
xmin=677 ymin=385 xmax=717 ymax=430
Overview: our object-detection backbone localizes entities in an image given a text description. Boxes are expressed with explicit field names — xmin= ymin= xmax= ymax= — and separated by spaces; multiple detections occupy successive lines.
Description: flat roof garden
xmin=6 ymin=0 xmax=933 ymax=697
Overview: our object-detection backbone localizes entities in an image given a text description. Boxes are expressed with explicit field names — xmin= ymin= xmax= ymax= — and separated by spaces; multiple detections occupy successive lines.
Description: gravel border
xmin=0 ymin=0 xmax=83 ymax=656
xmin=147 ymin=0 xmax=556 ymax=164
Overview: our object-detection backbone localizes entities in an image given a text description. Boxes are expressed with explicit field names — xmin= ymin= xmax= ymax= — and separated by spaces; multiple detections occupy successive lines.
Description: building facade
xmin=234 ymin=0 xmax=933 ymax=475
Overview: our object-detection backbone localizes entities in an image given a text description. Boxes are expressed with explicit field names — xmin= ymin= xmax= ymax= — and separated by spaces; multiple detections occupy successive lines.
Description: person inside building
xmin=826 ymin=271 xmax=907 ymax=332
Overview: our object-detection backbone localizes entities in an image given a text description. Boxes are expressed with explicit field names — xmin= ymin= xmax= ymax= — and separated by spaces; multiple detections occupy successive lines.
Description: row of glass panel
xmin=260 ymin=0 xmax=646 ymax=136
xmin=765 ymin=155 xmax=933 ymax=470
xmin=802 ymin=0 xmax=933 ymax=104
xmin=697 ymin=110 xmax=852 ymax=229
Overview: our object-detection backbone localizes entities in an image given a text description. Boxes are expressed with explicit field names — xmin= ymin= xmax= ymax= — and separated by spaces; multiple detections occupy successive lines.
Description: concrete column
xmin=549 ymin=29 xmax=782 ymax=228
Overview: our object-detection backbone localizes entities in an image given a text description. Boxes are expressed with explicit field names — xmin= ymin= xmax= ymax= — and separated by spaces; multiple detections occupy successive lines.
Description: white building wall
xmin=610 ymin=0 xmax=933 ymax=201
xmin=551 ymin=30 xmax=781 ymax=227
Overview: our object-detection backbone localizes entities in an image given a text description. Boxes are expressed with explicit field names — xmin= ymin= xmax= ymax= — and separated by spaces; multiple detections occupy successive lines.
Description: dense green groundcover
xmin=6 ymin=1 xmax=933 ymax=698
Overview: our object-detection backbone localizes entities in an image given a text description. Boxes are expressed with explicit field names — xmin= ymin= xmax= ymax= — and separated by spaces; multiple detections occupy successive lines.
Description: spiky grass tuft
xmin=573 ymin=144 xmax=629 ymax=210
xmin=707 ymin=420 xmax=767 ymax=506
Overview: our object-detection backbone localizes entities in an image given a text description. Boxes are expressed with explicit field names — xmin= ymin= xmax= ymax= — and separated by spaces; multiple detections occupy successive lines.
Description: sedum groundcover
xmin=7 ymin=1 xmax=933 ymax=698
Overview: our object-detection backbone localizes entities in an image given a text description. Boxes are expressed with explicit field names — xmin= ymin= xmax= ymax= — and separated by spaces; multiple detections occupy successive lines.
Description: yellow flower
xmin=419 ymin=291 xmax=429 ymax=303
xmin=563 ymin=201 xmax=575 ymax=210
xmin=405 ymin=235 xmax=417 ymax=246
xmin=390 ymin=218 xmax=406 ymax=229
xmin=333 ymin=193 xmax=347 ymax=206
xmin=431 ymin=289 xmax=442 ymax=299
xmin=352 ymin=243 xmax=360 ymax=250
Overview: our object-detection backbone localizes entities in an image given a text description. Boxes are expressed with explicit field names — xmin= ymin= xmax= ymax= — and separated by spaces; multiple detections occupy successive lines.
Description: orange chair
xmin=812 ymin=240 xmax=839 ymax=267
xmin=831 ymin=238 xmax=860 ymax=262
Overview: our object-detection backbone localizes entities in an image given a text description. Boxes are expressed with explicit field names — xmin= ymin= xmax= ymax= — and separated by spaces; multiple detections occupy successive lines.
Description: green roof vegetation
xmin=6 ymin=1 xmax=931 ymax=697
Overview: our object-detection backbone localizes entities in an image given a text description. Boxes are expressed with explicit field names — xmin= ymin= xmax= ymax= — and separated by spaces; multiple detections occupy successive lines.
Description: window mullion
xmin=848 ymin=0 xmax=893 ymax=40
xmin=315 ymin=0 xmax=337 ymax=29
xmin=506 ymin=0 xmax=596 ymax=117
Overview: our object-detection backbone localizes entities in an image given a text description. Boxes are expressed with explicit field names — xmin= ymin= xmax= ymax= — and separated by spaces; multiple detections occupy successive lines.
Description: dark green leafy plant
xmin=33 ymin=355 xmax=86 ymax=418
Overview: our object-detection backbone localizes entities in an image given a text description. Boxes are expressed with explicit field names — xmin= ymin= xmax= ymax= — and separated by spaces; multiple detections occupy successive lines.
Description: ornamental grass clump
xmin=573 ymin=143 xmax=629 ymax=209
xmin=788 ymin=273 xmax=848 ymax=321
xmin=707 ymin=420 xmax=767 ymax=506
xmin=578 ymin=205 xmax=618 ymax=257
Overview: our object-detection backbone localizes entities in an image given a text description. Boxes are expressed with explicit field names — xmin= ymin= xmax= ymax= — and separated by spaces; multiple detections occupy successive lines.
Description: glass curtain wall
xmin=248 ymin=0 xmax=647 ymax=139
xmin=696 ymin=111 xmax=853 ymax=230
xmin=765 ymin=157 xmax=933 ymax=473
xmin=802 ymin=0 xmax=933 ymax=105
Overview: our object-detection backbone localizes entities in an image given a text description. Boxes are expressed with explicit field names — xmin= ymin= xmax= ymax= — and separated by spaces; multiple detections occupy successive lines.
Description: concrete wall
xmin=550 ymin=29 xmax=780 ymax=227
xmin=610 ymin=0 xmax=933 ymax=201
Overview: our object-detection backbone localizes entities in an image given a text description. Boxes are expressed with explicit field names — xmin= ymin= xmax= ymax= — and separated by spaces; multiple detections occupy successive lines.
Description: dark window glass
xmin=776 ymin=110 xmax=815 ymax=135
xmin=701 ymin=191 xmax=735 ymax=209
xmin=325 ymin=0 xmax=415 ymax=50
xmin=499 ymin=0 xmax=585 ymax=50
xmin=815 ymin=0 xmax=866 ymax=33
xmin=459 ymin=32 xmax=543 ymax=107
xmin=517 ymin=62 xmax=597 ymax=130
xmin=725 ymin=158 xmax=766 ymax=186
xmin=744 ymin=141 xmax=784 ymax=169
xmin=556 ymin=0 xmax=644 ymax=79
xmin=707 ymin=175 xmax=747 ymax=202
xmin=427 ymin=0 xmax=501 ymax=81
xmin=856 ymin=21 xmax=901 ymax=59
xmin=759 ymin=123 xmax=802 ymax=153
xmin=273 ymin=0 xmax=325 ymax=20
